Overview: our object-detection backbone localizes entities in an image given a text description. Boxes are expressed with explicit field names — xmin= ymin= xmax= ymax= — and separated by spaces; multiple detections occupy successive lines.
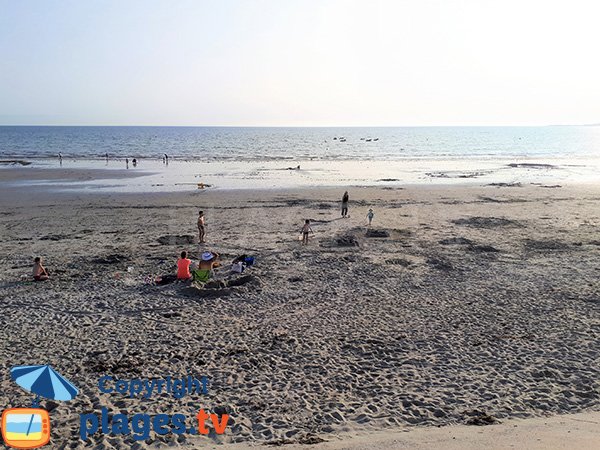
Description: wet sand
xmin=0 ymin=173 xmax=599 ymax=448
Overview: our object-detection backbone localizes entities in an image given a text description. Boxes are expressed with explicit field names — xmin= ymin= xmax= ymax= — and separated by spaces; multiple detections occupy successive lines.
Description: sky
xmin=1 ymin=0 xmax=599 ymax=126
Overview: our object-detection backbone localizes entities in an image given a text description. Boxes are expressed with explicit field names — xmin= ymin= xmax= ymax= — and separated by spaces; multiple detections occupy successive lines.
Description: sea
xmin=1 ymin=126 xmax=599 ymax=191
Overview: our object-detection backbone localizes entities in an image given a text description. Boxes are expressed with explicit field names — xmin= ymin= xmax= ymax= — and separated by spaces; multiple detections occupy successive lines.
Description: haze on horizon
xmin=1 ymin=0 xmax=599 ymax=127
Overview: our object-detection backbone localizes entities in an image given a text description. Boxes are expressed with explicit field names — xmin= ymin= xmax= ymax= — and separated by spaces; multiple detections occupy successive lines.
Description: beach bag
xmin=244 ymin=256 xmax=255 ymax=266
xmin=231 ymin=262 xmax=245 ymax=273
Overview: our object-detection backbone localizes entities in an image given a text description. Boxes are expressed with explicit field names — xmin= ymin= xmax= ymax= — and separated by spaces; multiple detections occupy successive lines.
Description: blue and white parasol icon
xmin=10 ymin=365 xmax=78 ymax=406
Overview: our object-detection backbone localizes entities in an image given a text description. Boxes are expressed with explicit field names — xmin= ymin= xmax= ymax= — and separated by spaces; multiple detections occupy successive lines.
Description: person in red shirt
xmin=177 ymin=251 xmax=192 ymax=280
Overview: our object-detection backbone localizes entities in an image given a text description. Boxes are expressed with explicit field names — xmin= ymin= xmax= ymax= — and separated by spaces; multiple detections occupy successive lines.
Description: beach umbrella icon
xmin=10 ymin=365 xmax=78 ymax=405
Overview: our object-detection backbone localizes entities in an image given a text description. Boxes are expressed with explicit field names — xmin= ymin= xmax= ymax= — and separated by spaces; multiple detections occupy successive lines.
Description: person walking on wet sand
xmin=197 ymin=210 xmax=206 ymax=243
xmin=301 ymin=219 xmax=314 ymax=245
xmin=341 ymin=191 xmax=349 ymax=218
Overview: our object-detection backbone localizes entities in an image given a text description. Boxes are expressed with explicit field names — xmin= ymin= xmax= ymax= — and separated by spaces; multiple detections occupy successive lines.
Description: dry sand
xmin=0 ymin=170 xmax=599 ymax=448
xmin=216 ymin=410 xmax=600 ymax=450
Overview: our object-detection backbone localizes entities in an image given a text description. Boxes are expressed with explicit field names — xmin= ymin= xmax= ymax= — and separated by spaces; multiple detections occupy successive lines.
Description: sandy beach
xmin=0 ymin=169 xmax=599 ymax=448
xmin=219 ymin=411 xmax=600 ymax=450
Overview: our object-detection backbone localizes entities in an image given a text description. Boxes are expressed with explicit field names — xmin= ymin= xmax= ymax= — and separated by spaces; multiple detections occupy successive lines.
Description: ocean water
xmin=1 ymin=126 xmax=599 ymax=191
xmin=1 ymin=126 xmax=600 ymax=161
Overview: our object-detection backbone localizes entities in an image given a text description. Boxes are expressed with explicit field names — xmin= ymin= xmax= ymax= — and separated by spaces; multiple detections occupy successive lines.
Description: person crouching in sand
xmin=177 ymin=251 xmax=193 ymax=280
xmin=197 ymin=210 xmax=206 ymax=243
xmin=33 ymin=256 xmax=49 ymax=281
xmin=301 ymin=219 xmax=314 ymax=245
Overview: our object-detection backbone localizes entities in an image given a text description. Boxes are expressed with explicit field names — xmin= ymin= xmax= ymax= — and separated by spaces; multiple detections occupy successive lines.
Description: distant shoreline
xmin=1 ymin=155 xmax=599 ymax=194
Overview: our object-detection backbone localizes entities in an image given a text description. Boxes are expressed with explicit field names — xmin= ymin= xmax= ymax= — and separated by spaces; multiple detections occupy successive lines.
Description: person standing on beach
xmin=301 ymin=219 xmax=314 ymax=245
xmin=58 ymin=152 xmax=63 ymax=165
xmin=341 ymin=191 xmax=349 ymax=218
xmin=126 ymin=158 xmax=129 ymax=169
xmin=197 ymin=211 xmax=206 ymax=243
xmin=367 ymin=208 xmax=374 ymax=226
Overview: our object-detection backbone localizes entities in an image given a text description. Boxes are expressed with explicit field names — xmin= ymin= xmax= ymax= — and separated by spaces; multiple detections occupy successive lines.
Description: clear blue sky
xmin=1 ymin=0 xmax=599 ymax=126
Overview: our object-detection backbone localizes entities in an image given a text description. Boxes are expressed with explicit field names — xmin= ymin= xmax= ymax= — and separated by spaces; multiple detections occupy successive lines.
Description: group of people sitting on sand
xmin=177 ymin=250 xmax=220 ymax=282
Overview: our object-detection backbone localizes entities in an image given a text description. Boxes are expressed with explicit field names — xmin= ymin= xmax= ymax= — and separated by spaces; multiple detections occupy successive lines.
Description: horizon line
xmin=0 ymin=123 xmax=596 ymax=128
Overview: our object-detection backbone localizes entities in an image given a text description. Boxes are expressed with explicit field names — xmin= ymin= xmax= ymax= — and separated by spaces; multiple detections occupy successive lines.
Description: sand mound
xmin=157 ymin=234 xmax=196 ymax=245
xmin=426 ymin=257 xmax=453 ymax=271
xmin=336 ymin=234 xmax=360 ymax=247
xmin=180 ymin=274 xmax=261 ymax=299
xmin=524 ymin=239 xmax=573 ymax=251
xmin=440 ymin=237 xmax=473 ymax=246
xmin=385 ymin=258 xmax=412 ymax=267
xmin=468 ymin=245 xmax=500 ymax=253
xmin=451 ymin=216 xmax=522 ymax=228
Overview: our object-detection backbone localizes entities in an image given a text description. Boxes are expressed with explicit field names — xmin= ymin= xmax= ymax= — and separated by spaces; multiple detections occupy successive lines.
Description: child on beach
xmin=32 ymin=257 xmax=49 ymax=281
xmin=301 ymin=219 xmax=314 ymax=245
xmin=367 ymin=208 xmax=374 ymax=226
xmin=197 ymin=211 xmax=206 ymax=243
xmin=177 ymin=251 xmax=193 ymax=280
